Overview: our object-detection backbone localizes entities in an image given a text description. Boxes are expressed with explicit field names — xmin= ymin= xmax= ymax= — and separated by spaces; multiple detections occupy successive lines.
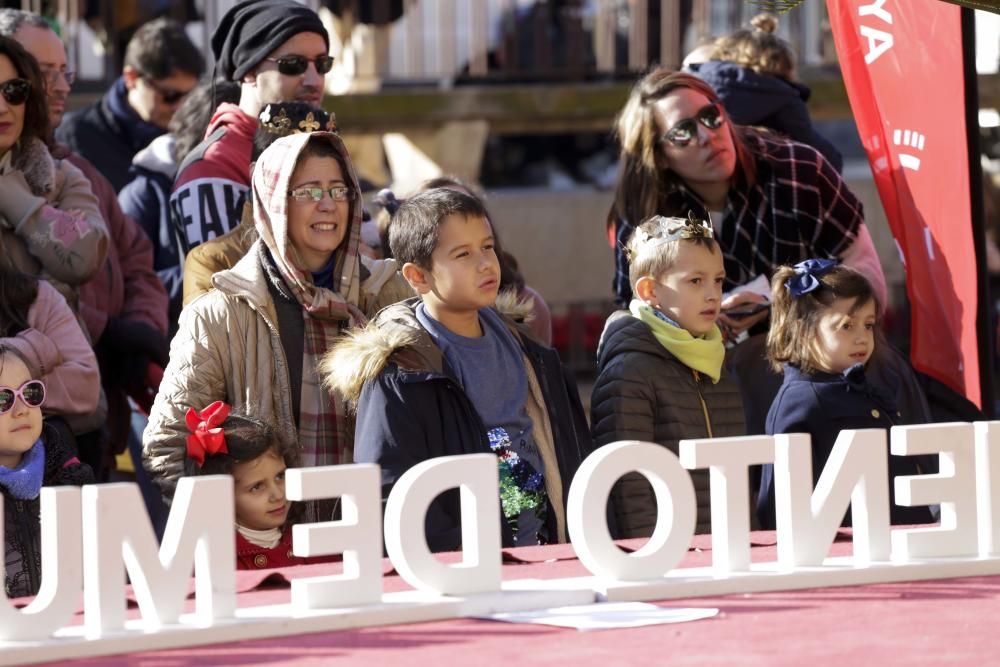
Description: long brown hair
xmin=612 ymin=69 xmax=756 ymax=231
xmin=0 ymin=35 xmax=50 ymax=149
xmin=766 ymin=264 xmax=881 ymax=374
xmin=0 ymin=265 xmax=38 ymax=337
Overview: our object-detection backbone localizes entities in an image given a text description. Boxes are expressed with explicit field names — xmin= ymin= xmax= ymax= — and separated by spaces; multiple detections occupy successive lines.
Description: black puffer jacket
xmin=4 ymin=423 xmax=94 ymax=599
xmin=590 ymin=312 xmax=746 ymax=537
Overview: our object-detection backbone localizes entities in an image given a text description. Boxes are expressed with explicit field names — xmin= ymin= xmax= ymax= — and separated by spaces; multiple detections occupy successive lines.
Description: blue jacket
xmin=690 ymin=60 xmax=843 ymax=173
xmin=757 ymin=363 xmax=936 ymax=529
xmin=56 ymin=77 xmax=166 ymax=193
xmin=326 ymin=298 xmax=593 ymax=552
xmin=118 ymin=134 xmax=183 ymax=329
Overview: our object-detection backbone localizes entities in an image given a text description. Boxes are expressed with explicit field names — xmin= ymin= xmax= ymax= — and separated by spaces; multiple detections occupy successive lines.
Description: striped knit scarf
xmin=252 ymin=132 xmax=365 ymax=490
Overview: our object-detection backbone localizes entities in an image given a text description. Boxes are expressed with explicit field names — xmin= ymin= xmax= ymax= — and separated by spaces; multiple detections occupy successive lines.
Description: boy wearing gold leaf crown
xmin=590 ymin=215 xmax=747 ymax=538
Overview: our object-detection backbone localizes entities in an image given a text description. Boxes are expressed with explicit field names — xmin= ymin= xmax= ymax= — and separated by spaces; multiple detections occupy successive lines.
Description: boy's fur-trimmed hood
xmin=322 ymin=288 xmax=534 ymax=405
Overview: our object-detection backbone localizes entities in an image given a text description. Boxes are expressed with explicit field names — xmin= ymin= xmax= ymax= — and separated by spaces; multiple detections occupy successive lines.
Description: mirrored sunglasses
xmin=661 ymin=102 xmax=725 ymax=147
xmin=0 ymin=78 xmax=31 ymax=106
xmin=265 ymin=55 xmax=335 ymax=76
xmin=0 ymin=380 xmax=46 ymax=415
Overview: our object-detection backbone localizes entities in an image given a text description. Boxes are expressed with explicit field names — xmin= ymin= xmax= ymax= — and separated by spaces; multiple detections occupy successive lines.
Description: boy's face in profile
xmin=411 ymin=213 xmax=501 ymax=315
xmin=642 ymin=242 xmax=725 ymax=336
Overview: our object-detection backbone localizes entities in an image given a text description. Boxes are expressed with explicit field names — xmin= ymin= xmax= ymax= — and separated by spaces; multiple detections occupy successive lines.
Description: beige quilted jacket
xmin=142 ymin=242 xmax=412 ymax=499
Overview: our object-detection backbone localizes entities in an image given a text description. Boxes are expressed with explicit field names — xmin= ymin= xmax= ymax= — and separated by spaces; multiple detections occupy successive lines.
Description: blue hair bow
xmin=784 ymin=258 xmax=838 ymax=297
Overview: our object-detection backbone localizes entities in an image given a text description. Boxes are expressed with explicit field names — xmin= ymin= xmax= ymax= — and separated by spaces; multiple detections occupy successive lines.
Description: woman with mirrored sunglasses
xmin=145 ymin=131 xmax=411 ymax=514
xmin=0 ymin=343 xmax=94 ymax=599
xmin=608 ymin=68 xmax=912 ymax=447
xmin=0 ymin=36 xmax=108 ymax=311
xmin=609 ymin=68 xmax=885 ymax=327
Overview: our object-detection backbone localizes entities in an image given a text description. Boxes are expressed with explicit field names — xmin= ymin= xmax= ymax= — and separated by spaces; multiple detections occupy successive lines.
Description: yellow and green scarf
xmin=629 ymin=300 xmax=725 ymax=383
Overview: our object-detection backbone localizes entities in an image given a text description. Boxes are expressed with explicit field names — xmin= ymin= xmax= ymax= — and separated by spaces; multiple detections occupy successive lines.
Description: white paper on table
xmin=479 ymin=602 xmax=719 ymax=632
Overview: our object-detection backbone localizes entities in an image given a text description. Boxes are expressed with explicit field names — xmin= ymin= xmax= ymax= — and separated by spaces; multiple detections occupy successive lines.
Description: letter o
xmin=568 ymin=441 xmax=697 ymax=581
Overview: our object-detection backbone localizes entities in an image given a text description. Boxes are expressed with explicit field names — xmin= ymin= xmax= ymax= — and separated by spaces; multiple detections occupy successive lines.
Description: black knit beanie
xmin=212 ymin=0 xmax=330 ymax=82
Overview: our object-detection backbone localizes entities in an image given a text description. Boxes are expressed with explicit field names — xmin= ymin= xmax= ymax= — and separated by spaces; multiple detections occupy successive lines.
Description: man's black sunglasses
xmin=0 ymin=78 xmax=30 ymax=106
xmin=143 ymin=77 xmax=190 ymax=105
xmin=265 ymin=55 xmax=335 ymax=76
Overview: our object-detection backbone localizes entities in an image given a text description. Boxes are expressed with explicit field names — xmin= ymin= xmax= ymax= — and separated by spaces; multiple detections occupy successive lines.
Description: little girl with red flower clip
xmin=185 ymin=401 xmax=332 ymax=570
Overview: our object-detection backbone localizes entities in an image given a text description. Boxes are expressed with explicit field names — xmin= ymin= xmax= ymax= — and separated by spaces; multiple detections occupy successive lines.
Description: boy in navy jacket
xmin=324 ymin=188 xmax=591 ymax=552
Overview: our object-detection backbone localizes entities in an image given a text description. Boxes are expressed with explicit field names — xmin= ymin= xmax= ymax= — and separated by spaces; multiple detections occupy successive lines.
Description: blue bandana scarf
xmin=0 ymin=439 xmax=45 ymax=500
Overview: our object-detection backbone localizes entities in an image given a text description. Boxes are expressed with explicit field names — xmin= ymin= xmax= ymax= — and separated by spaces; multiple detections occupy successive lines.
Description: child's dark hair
xmin=0 ymin=343 xmax=30 ymax=378
xmin=187 ymin=412 xmax=291 ymax=477
xmin=767 ymin=263 xmax=880 ymax=373
xmin=0 ymin=265 xmax=38 ymax=337
xmin=389 ymin=187 xmax=488 ymax=269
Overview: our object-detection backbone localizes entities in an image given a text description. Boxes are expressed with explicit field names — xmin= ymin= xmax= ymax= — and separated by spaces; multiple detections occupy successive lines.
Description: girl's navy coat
xmin=757 ymin=363 xmax=936 ymax=529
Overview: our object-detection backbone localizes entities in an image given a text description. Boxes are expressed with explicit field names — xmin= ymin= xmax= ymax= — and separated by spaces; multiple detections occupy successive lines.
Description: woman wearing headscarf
xmin=143 ymin=131 xmax=410 ymax=513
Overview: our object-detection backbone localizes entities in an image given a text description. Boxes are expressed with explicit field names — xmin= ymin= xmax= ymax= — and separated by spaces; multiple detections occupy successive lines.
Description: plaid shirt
xmin=613 ymin=132 xmax=864 ymax=305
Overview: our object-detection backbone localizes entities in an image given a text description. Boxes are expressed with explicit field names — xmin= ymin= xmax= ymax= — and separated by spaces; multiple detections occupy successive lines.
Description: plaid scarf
xmin=613 ymin=131 xmax=864 ymax=305
xmin=252 ymin=132 xmax=365 ymax=481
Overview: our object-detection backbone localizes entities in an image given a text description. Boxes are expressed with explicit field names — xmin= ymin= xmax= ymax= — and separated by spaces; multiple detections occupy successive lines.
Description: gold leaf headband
xmin=259 ymin=105 xmax=339 ymax=135
xmin=633 ymin=213 xmax=714 ymax=250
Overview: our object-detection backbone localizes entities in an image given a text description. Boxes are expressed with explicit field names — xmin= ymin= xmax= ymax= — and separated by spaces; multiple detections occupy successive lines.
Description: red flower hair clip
xmin=185 ymin=401 xmax=231 ymax=467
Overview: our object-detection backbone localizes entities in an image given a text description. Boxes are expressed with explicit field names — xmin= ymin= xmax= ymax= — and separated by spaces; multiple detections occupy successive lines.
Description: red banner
xmin=827 ymin=0 xmax=981 ymax=407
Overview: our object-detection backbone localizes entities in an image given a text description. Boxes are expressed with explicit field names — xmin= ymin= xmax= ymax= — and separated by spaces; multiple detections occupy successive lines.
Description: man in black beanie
xmin=169 ymin=0 xmax=331 ymax=279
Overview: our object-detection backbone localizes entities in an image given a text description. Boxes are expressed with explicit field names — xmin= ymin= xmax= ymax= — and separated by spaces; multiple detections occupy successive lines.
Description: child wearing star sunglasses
xmin=0 ymin=344 xmax=94 ymax=598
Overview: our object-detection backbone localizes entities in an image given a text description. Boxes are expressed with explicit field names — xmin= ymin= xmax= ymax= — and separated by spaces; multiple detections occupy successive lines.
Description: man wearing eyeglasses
xmin=1 ymin=9 xmax=170 ymax=488
xmin=170 ymin=0 xmax=332 ymax=267
xmin=55 ymin=17 xmax=203 ymax=193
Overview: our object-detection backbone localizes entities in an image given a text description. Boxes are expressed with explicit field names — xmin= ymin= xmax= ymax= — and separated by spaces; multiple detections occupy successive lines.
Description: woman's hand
xmin=717 ymin=291 xmax=770 ymax=340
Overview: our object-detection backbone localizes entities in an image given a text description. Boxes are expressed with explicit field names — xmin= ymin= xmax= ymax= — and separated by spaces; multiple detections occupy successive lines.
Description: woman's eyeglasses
xmin=289 ymin=186 xmax=354 ymax=203
xmin=660 ymin=102 xmax=726 ymax=147
xmin=0 ymin=380 xmax=46 ymax=415
xmin=0 ymin=78 xmax=31 ymax=106
xmin=265 ymin=55 xmax=335 ymax=77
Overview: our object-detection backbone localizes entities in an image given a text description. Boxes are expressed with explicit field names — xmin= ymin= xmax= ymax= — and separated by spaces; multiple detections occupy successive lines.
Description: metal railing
xmin=32 ymin=0 xmax=836 ymax=91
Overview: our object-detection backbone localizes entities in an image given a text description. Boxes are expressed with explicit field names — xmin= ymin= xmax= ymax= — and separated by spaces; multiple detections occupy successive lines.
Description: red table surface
xmin=43 ymin=530 xmax=1000 ymax=666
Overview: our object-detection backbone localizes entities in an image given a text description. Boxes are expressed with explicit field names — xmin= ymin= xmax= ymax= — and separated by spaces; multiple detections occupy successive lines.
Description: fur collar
xmin=322 ymin=288 xmax=536 ymax=406
xmin=12 ymin=137 xmax=56 ymax=196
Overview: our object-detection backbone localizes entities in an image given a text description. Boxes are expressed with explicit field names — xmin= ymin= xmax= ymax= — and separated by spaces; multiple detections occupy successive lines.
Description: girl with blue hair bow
xmin=755 ymin=259 xmax=936 ymax=530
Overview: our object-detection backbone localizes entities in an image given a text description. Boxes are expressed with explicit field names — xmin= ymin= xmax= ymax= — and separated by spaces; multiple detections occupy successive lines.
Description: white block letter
xmin=0 ymin=488 xmax=81 ymax=640
xmin=858 ymin=0 xmax=893 ymax=24
xmin=285 ymin=464 xmax=383 ymax=609
xmin=891 ymin=423 xmax=977 ymax=559
xmin=680 ymin=436 xmax=774 ymax=573
xmin=83 ymin=478 xmax=235 ymax=636
xmin=975 ymin=422 xmax=1000 ymax=556
xmin=383 ymin=454 xmax=501 ymax=596
xmin=568 ymin=441 xmax=696 ymax=581
xmin=775 ymin=431 xmax=890 ymax=568
xmin=860 ymin=25 xmax=894 ymax=65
